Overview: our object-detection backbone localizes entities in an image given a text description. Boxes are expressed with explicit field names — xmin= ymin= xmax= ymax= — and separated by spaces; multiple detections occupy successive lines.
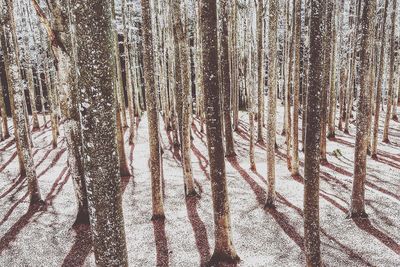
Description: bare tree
xmin=200 ymin=0 xmax=240 ymax=264
xmin=350 ymin=0 xmax=376 ymax=218
xmin=303 ymin=0 xmax=325 ymax=265
xmin=73 ymin=0 xmax=129 ymax=264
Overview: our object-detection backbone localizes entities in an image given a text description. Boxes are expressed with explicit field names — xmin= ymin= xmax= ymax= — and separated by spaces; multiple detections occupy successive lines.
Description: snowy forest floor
xmin=0 ymin=104 xmax=399 ymax=267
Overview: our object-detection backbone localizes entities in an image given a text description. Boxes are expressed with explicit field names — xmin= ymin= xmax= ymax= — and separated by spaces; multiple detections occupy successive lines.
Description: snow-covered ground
xmin=0 ymin=105 xmax=399 ymax=266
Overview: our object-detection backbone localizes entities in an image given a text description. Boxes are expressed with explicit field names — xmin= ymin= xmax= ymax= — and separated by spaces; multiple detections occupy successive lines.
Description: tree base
xmin=225 ymin=152 xmax=237 ymax=158
xmin=151 ymin=214 xmax=166 ymax=221
xmin=392 ymin=115 xmax=398 ymax=122
xmin=347 ymin=210 xmax=368 ymax=219
xmin=327 ymin=132 xmax=335 ymax=140
xmin=73 ymin=209 xmax=90 ymax=228
xmin=382 ymin=138 xmax=390 ymax=144
xmin=320 ymin=158 xmax=328 ymax=165
xmin=264 ymin=199 xmax=276 ymax=209
xmin=185 ymin=188 xmax=199 ymax=198
xmin=344 ymin=129 xmax=350 ymax=135
xmin=207 ymin=251 xmax=240 ymax=267
xmin=29 ymin=199 xmax=45 ymax=211
xmin=371 ymin=153 xmax=378 ymax=160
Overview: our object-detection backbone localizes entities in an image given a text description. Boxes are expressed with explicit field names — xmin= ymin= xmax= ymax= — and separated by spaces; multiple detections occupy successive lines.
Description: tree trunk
xmin=256 ymin=0 xmax=265 ymax=143
xmin=371 ymin=0 xmax=389 ymax=158
xmin=350 ymin=0 xmax=375 ymax=218
xmin=304 ymin=0 xmax=325 ymax=265
xmin=291 ymin=0 xmax=301 ymax=176
xmin=382 ymin=0 xmax=397 ymax=143
xmin=200 ymin=1 xmax=240 ymax=264
xmin=4 ymin=0 xmax=43 ymax=207
xmin=0 ymin=79 xmax=10 ymax=139
xmin=266 ymin=0 xmax=278 ymax=207
xmin=141 ymin=0 xmax=165 ymax=220
xmin=221 ymin=0 xmax=236 ymax=157
xmin=73 ymin=0 xmax=129 ymax=265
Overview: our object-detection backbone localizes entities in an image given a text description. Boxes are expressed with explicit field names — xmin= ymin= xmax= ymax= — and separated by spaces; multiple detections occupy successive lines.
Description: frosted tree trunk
xmin=123 ymin=0 xmax=135 ymax=145
xmin=0 ymin=79 xmax=10 ymax=139
xmin=327 ymin=2 xmax=338 ymax=139
xmin=73 ymin=0 xmax=129 ymax=265
xmin=31 ymin=0 xmax=90 ymax=225
xmin=220 ymin=0 xmax=236 ymax=157
xmin=26 ymin=65 xmax=40 ymax=131
xmin=4 ymin=0 xmax=43 ymax=207
xmin=371 ymin=0 xmax=389 ymax=158
xmin=303 ymin=0 xmax=325 ymax=265
xmin=0 ymin=28 xmax=26 ymax=175
xmin=256 ymin=0 xmax=265 ymax=143
xmin=172 ymin=0 xmax=196 ymax=196
xmin=382 ymin=0 xmax=397 ymax=143
xmin=141 ymin=0 xmax=165 ymax=220
xmin=291 ymin=0 xmax=301 ymax=176
xmin=320 ymin=0 xmax=333 ymax=163
xmin=350 ymin=0 xmax=375 ymax=218
xmin=200 ymin=1 xmax=240 ymax=264
xmin=266 ymin=0 xmax=277 ymax=207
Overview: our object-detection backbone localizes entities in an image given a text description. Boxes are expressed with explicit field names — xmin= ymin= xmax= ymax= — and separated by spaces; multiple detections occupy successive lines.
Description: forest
xmin=0 ymin=0 xmax=399 ymax=266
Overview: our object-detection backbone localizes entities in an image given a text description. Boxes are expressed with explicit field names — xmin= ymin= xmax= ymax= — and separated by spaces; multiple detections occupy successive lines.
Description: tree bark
xmin=266 ymin=0 xmax=278 ymax=207
xmin=304 ymin=0 xmax=325 ymax=265
xmin=382 ymin=0 xmax=397 ymax=143
xmin=371 ymin=0 xmax=389 ymax=158
xmin=350 ymin=0 xmax=375 ymax=218
xmin=200 ymin=0 xmax=240 ymax=264
xmin=141 ymin=0 xmax=165 ymax=220
xmin=73 ymin=0 xmax=129 ymax=265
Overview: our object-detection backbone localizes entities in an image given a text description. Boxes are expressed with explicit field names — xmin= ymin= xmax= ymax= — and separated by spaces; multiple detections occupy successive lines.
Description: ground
xmin=0 ymin=104 xmax=399 ymax=266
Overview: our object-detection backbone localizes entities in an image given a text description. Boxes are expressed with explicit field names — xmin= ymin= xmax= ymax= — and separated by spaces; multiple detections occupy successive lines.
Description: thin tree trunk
xmin=266 ymin=0 xmax=278 ymax=207
xmin=4 ymin=0 xmax=43 ymax=207
xmin=221 ymin=0 xmax=236 ymax=157
xmin=0 ymin=79 xmax=10 ymax=139
xmin=141 ymin=0 xmax=165 ymax=220
xmin=350 ymin=0 xmax=375 ymax=218
xmin=291 ymin=0 xmax=301 ymax=176
xmin=371 ymin=0 xmax=389 ymax=158
xmin=256 ymin=0 xmax=265 ymax=143
xmin=382 ymin=0 xmax=397 ymax=143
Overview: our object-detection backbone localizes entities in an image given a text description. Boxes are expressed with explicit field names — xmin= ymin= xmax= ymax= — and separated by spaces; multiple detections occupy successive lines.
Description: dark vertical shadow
xmin=185 ymin=196 xmax=211 ymax=266
xmin=61 ymin=224 xmax=92 ymax=267
xmin=152 ymin=219 xmax=169 ymax=266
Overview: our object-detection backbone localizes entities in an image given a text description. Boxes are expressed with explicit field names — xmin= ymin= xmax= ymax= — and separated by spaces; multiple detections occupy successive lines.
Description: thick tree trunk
xmin=350 ymin=0 xmax=375 ymax=218
xmin=304 ymin=0 xmax=325 ymax=265
xmin=200 ymin=1 xmax=240 ymax=264
xmin=73 ymin=0 xmax=129 ymax=265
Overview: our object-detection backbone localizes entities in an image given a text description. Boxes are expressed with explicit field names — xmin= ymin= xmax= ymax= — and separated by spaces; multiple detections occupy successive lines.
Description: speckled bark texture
xmin=3 ymin=0 xmax=42 ymax=207
xmin=350 ymin=0 xmax=375 ymax=218
xmin=304 ymin=0 xmax=325 ymax=266
xmin=72 ymin=0 xmax=128 ymax=265
xmin=266 ymin=0 xmax=277 ymax=207
xmin=200 ymin=0 xmax=240 ymax=265
xmin=140 ymin=0 xmax=165 ymax=219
